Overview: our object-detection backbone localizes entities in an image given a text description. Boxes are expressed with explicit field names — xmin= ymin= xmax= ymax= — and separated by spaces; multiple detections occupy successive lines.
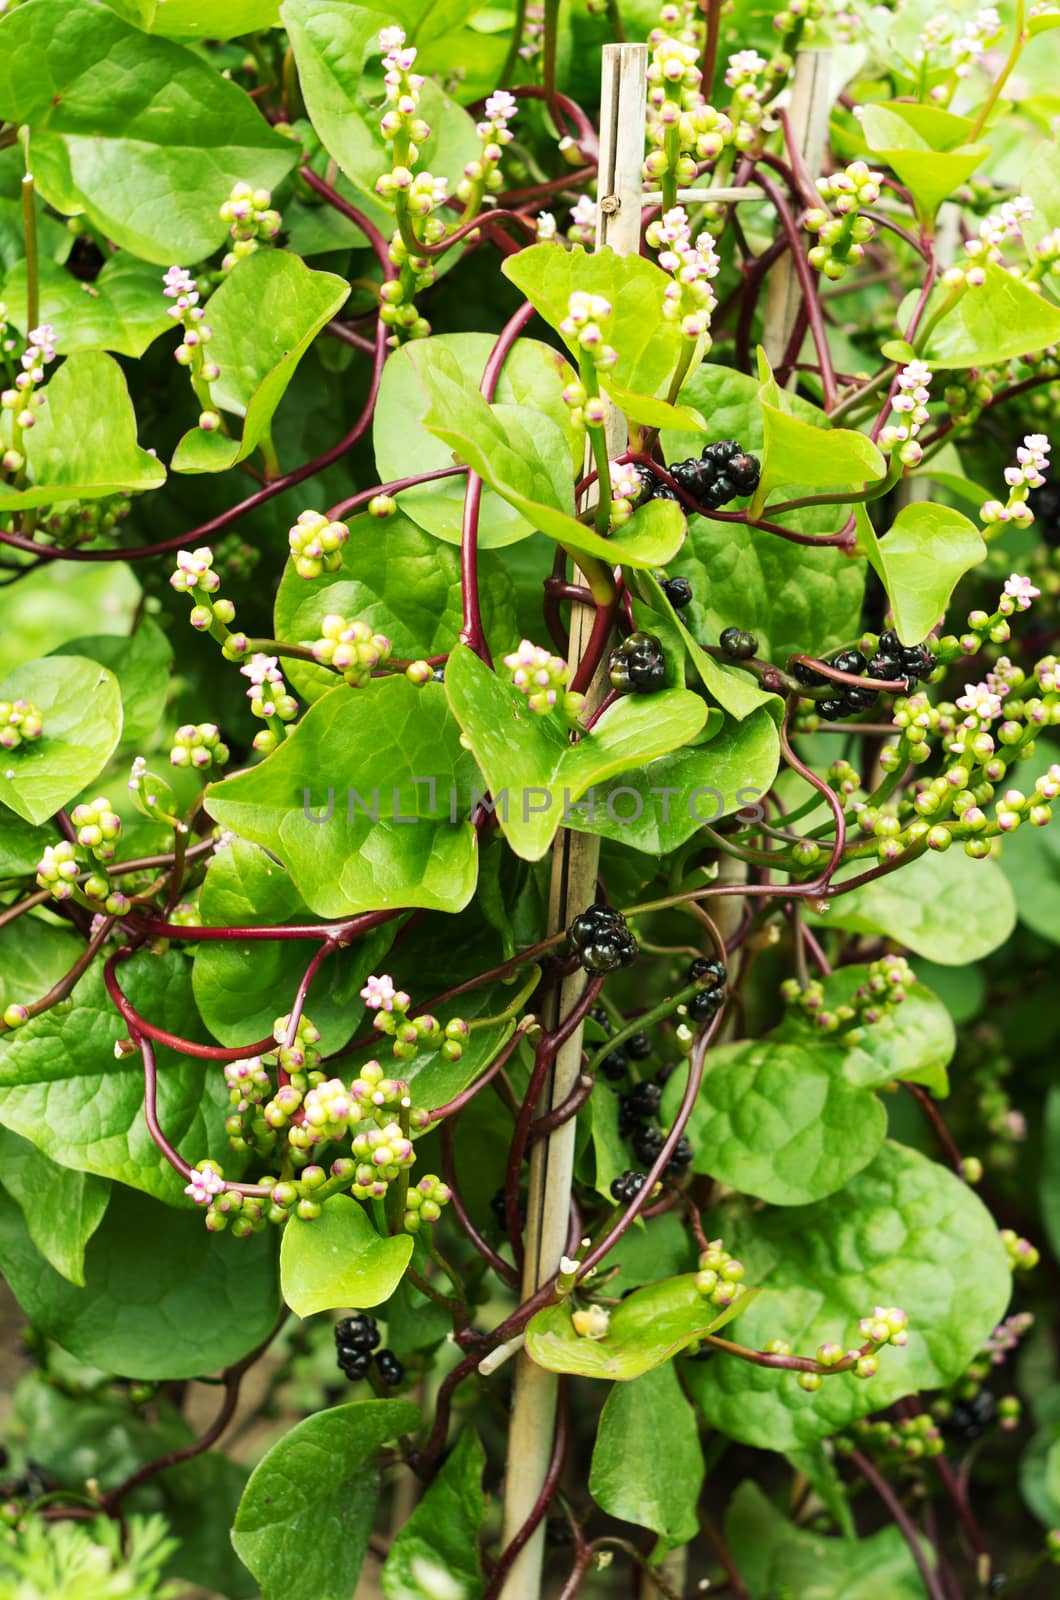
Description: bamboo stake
xmin=497 ymin=42 xmax=648 ymax=1600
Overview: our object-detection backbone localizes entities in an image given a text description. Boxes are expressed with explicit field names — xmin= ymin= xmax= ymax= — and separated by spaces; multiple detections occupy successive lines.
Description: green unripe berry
xmin=798 ymin=1371 xmax=823 ymax=1392
xmin=296 ymin=1198 xmax=322 ymax=1220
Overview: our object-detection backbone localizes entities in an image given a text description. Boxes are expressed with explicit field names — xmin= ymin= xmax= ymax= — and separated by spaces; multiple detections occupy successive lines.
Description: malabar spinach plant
xmin=0 ymin=0 xmax=1058 ymax=1595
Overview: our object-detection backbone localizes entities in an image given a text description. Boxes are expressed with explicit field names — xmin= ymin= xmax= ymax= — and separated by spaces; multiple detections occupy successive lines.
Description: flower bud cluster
xmin=218 ymin=181 xmax=282 ymax=274
xmin=879 ymin=360 xmax=932 ymax=468
xmin=960 ymin=195 xmax=1034 ymax=283
xmin=35 ymin=837 xmax=129 ymax=916
xmin=361 ymin=972 xmax=469 ymax=1063
xmin=804 ymin=162 xmax=880 ymax=281
xmin=0 ymin=322 xmax=56 ymax=461
xmin=609 ymin=460 xmax=645 ymax=529
xmin=838 ymin=1411 xmax=944 ymax=1469
xmin=915 ymin=6 xmax=1003 ymax=108
xmin=70 ymin=796 xmax=122 ymax=862
xmin=403 ymin=1171 xmax=452 ymax=1232
xmin=643 ymin=32 xmax=735 ymax=194
xmin=0 ymin=698 xmax=42 ymax=750
xmin=288 ymin=509 xmax=350 ymax=579
xmin=722 ymin=50 xmax=772 ymax=151
xmin=645 ymin=206 xmax=720 ymax=341
xmin=503 ymin=638 xmax=585 ymax=719
xmin=694 ymin=1238 xmax=750 ymax=1310
xmin=37 ymin=493 xmax=133 ymax=549
xmin=1001 ymin=1228 xmax=1040 ymax=1271
xmin=980 ymin=434 xmax=1051 ymax=532
xmin=781 ymin=954 xmax=914 ymax=1036
xmin=162 ymin=267 xmax=220 ymax=432
xmin=457 ymin=90 xmax=517 ymax=205
xmin=373 ymin=28 xmax=447 ymax=346
xmin=560 ymin=292 xmax=617 ymax=430
xmin=169 ymin=722 xmax=230 ymax=772
xmin=240 ymin=653 xmax=299 ymax=752
xmin=566 ymin=195 xmax=597 ymax=248
xmin=311 ymin=615 xmax=393 ymax=687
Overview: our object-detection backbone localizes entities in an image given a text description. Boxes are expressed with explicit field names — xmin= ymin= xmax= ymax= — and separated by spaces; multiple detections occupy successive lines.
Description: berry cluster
xmin=334 ymin=1314 xmax=406 ymax=1387
xmin=685 ymin=955 xmax=727 ymax=1025
xmin=0 ymin=698 xmax=42 ymax=751
xmin=608 ymin=631 xmax=667 ymax=693
xmin=503 ymin=639 xmax=584 ymax=719
xmin=781 ymin=954 xmax=914 ymax=1036
xmin=567 ymin=905 xmax=638 ymax=976
xmin=1001 ymin=1228 xmax=1040 ymax=1271
xmin=609 ymin=1169 xmax=650 ymax=1204
xmin=795 ymin=1305 xmax=910 ymax=1393
xmin=218 ymin=181 xmax=282 ymax=274
xmin=795 ymin=632 xmax=935 ymax=722
xmin=311 ymin=616 xmax=393 ymax=688
xmin=804 ymin=161 xmax=881 ymax=281
xmin=288 ymin=510 xmax=350 ymax=579
xmin=162 ymin=268 xmax=221 ymax=433
xmin=642 ymin=439 xmax=761 ymax=513
xmin=361 ymin=972 xmax=469 ymax=1063
xmin=169 ymin=722 xmax=230 ymax=772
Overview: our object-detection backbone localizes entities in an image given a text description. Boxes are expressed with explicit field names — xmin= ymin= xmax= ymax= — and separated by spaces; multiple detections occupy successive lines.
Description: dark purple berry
xmin=625 ymin=1030 xmax=652 ymax=1061
xmin=632 ymin=1124 xmax=664 ymax=1165
xmin=600 ymin=1047 xmax=628 ymax=1081
xmin=816 ymin=697 xmax=849 ymax=721
xmin=664 ymin=1134 xmax=694 ymax=1175
xmin=338 ymin=1348 xmax=372 ymax=1381
xmin=627 ymin=1080 xmax=662 ymax=1118
xmin=661 ymin=575 xmax=693 ymax=609
xmin=719 ymin=627 xmax=758 ymax=659
xmin=375 ymin=1348 xmax=405 ymax=1386
xmin=831 ymin=648 xmax=867 ymax=678
xmin=689 ymin=956 xmax=727 ymax=986
xmin=610 ymin=1169 xmax=648 ymax=1204
xmin=608 ymin=631 xmax=667 ymax=693
xmin=335 ymin=1313 xmax=380 ymax=1353
xmin=568 ymin=904 xmax=638 ymax=976
xmin=688 ymin=986 xmax=723 ymax=1023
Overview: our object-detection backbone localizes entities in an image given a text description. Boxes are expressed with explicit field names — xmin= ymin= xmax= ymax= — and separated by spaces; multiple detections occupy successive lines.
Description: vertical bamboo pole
xmin=762 ymin=48 xmax=833 ymax=373
xmin=497 ymin=43 xmax=648 ymax=1600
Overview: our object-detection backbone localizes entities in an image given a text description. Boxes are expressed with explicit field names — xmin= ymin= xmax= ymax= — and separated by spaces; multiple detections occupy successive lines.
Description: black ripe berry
xmin=942 ymin=1389 xmax=996 ymax=1444
xmin=431 ymin=665 xmax=446 ymax=683
xmin=627 ymin=1080 xmax=663 ymax=1119
xmin=661 ymin=575 xmax=693 ymax=609
xmin=665 ymin=1135 xmax=694 ymax=1176
xmin=337 ymin=1347 xmax=372 ymax=1381
xmin=610 ymin=1170 xmax=648 ymax=1204
xmin=816 ymin=697 xmax=849 ymax=722
xmin=689 ymin=956 xmax=727 ymax=986
xmin=589 ymin=1005 xmax=611 ymax=1031
xmin=832 ymin=648 xmax=867 ymax=678
xmin=793 ymin=659 xmax=827 ymax=689
xmin=375 ymin=1348 xmax=405 ymax=1387
xmin=335 ymin=1313 xmax=380 ymax=1353
xmin=600 ymin=1047 xmax=628 ymax=1081
xmin=625 ymin=1029 xmax=653 ymax=1061
xmin=719 ymin=627 xmax=758 ymax=660
xmin=688 ymin=986 xmax=724 ymax=1023
xmin=874 ymin=629 xmax=936 ymax=683
xmin=608 ymin=631 xmax=667 ymax=693
xmin=632 ymin=1124 xmax=664 ymax=1165
xmin=567 ymin=904 xmax=638 ymax=976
